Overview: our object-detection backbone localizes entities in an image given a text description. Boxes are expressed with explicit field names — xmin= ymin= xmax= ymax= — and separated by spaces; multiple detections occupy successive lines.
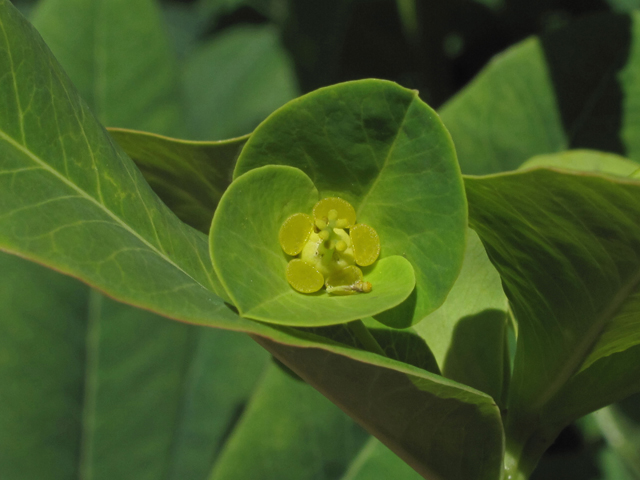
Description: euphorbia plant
xmin=3 ymin=1 xmax=640 ymax=479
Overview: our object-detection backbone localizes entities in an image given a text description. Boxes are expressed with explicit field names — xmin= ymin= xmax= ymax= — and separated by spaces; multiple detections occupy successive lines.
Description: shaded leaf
xmin=466 ymin=167 xmax=640 ymax=473
xmin=210 ymin=164 xmax=416 ymax=326
xmin=108 ymin=128 xmax=248 ymax=233
xmin=182 ymin=24 xmax=298 ymax=141
xmin=31 ymin=0 xmax=182 ymax=135
xmin=234 ymin=79 xmax=467 ymax=327
xmin=441 ymin=13 xmax=640 ymax=175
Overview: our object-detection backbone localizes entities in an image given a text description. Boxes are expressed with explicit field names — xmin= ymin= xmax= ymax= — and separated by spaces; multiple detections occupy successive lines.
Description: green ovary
xmin=279 ymin=197 xmax=380 ymax=294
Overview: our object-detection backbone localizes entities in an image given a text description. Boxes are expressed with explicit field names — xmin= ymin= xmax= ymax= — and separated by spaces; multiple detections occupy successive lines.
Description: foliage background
xmin=4 ymin=0 xmax=640 ymax=479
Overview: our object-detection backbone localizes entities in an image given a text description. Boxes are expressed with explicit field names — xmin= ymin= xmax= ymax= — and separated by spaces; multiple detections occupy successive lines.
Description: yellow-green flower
xmin=279 ymin=197 xmax=380 ymax=294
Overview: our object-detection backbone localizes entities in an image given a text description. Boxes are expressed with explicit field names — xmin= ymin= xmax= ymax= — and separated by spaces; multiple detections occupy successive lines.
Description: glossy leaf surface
xmin=108 ymin=128 xmax=247 ymax=233
xmin=234 ymin=79 xmax=467 ymax=327
xmin=210 ymin=165 xmax=416 ymax=326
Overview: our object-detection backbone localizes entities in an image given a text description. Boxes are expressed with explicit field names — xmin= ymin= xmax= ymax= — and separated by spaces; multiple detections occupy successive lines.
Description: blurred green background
xmin=5 ymin=0 xmax=640 ymax=479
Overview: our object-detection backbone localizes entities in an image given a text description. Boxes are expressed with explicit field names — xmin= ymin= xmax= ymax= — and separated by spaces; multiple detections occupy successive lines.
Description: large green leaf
xmin=465 ymin=167 xmax=640 ymax=476
xmin=182 ymin=24 xmax=298 ymax=141
xmin=210 ymin=164 xmax=416 ymax=326
xmin=234 ymin=79 xmax=467 ymax=327
xmin=440 ymin=13 xmax=640 ymax=175
xmin=107 ymin=128 xmax=248 ymax=234
xmin=0 ymin=0 xmax=237 ymax=309
xmin=31 ymin=0 xmax=182 ymax=136
xmin=0 ymin=251 xmax=270 ymax=480
xmin=0 ymin=6 xmax=505 ymax=477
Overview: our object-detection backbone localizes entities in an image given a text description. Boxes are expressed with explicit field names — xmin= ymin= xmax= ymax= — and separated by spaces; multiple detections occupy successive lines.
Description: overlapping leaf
xmin=108 ymin=128 xmax=247 ymax=233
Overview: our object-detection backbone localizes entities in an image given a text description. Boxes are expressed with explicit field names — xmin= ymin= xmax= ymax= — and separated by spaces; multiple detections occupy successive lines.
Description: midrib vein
xmin=0 ymin=129 xmax=211 ymax=293
xmin=533 ymin=266 xmax=640 ymax=410
xmin=355 ymin=95 xmax=415 ymax=217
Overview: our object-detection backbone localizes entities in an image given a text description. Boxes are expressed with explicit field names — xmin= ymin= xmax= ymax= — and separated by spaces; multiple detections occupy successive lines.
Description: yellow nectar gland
xmin=279 ymin=197 xmax=381 ymax=294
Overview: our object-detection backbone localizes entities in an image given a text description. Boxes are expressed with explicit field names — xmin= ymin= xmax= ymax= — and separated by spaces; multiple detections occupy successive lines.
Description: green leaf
xmin=0 ymin=251 xmax=270 ymax=480
xmin=108 ymin=128 xmax=248 ymax=233
xmin=0 ymin=0 xmax=237 ymax=310
xmin=210 ymin=164 xmax=416 ymax=326
xmin=413 ymin=228 xmax=510 ymax=406
xmin=182 ymin=24 xmax=298 ymax=141
xmin=256 ymin=335 xmax=505 ymax=480
xmin=209 ymin=363 xmax=369 ymax=480
xmin=521 ymin=150 xmax=640 ymax=177
xmin=31 ymin=0 xmax=182 ymax=136
xmin=441 ymin=13 xmax=640 ymax=175
xmin=234 ymin=79 xmax=467 ymax=327
xmin=465 ymin=167 xmax=640 ymax=474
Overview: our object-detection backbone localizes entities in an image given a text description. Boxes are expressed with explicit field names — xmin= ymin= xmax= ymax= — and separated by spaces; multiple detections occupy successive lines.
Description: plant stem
xmin=347 ymin=320 xmax=386 ymax=356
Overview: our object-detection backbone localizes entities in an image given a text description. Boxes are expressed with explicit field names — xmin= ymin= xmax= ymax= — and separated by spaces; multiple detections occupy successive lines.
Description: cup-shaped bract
xmin=209 ymin=165 xmax=416 ymax=326
xmin=233 ymin=79 xmax=467 ymax=328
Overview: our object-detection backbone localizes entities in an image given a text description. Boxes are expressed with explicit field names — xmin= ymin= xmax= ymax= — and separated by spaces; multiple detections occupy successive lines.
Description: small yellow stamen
xmin=335 ymin=218 xmax=348 ymax=228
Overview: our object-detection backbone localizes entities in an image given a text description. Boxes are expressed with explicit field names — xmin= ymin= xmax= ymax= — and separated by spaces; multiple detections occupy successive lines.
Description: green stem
xmin=347 ymin=320 xmax=386 ymax=356
xmin=502 ymin=415 xmax=560 ymax=480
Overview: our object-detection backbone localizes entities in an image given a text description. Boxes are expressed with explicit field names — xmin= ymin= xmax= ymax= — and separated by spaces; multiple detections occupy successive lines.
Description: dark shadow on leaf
xmin=540 ymin=13 xmax=632 ymax=155
xmin=443 ymin=309 xmax=509 ymax=406
xmin=373 ymin=287 xmax=417 ymax=329
xmin=304 ymin=319 xmax=439 ymax=375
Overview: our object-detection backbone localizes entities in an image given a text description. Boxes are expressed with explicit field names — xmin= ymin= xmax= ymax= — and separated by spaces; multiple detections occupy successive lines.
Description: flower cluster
xmin=279 ymin=197 xmax=380 ymax=294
